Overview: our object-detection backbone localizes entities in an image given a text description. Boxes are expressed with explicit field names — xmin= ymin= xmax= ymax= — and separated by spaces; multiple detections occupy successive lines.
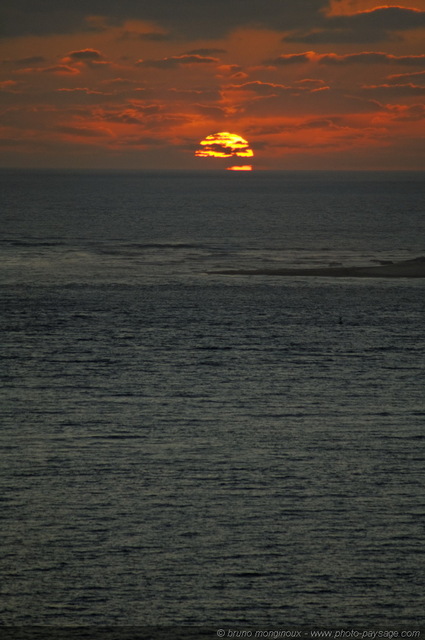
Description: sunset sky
xmin=1 ymin=0 xmax=425 ymax=170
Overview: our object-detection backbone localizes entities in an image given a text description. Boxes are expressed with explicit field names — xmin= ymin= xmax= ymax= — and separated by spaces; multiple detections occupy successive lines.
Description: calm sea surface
xmin=1 ymin=170 xmax=425 ymax=628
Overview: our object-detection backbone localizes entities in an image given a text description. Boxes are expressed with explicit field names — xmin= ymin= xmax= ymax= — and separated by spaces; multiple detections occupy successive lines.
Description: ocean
xmin=1 ymin=170 xmax=424 ymax=630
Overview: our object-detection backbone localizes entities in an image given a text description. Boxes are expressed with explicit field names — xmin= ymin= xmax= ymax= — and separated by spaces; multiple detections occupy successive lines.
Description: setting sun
xmin=195 ymin=132 xmax=254 ymax=158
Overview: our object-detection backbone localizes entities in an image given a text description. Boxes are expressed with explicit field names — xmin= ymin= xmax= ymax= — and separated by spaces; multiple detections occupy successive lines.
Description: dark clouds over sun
xmin=1 ymin=0 xmax=424 ymax=169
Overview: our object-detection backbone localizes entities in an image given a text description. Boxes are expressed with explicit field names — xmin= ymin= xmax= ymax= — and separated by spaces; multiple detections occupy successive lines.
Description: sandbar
xmin=214 ymin=256 xmax=425 ymax=278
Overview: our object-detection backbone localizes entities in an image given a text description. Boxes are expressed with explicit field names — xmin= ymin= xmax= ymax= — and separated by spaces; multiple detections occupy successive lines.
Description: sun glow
xmin=195 ymin=132 xmax=254 ymax=158
xmin=227 ymin=165 xmax=253 ymax=171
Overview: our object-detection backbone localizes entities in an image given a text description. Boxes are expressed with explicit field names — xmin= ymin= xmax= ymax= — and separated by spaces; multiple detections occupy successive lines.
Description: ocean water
xmin=1 ymin=170 xmax=425 ymax=629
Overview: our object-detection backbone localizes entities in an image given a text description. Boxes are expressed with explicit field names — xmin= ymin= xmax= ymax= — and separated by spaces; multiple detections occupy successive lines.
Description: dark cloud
xmin=284 ymin=7 xmax=425 ymax=44
xmin=193 ymin=104 xmax=228 ymax=117
xmin=296 ymin=78 xmax=326 ymax=87
xmin=118 ymin=136 xmax=167 ymax=147
xmin=328 ymin=7 xmax=425 ymax=31
xmin=95 ymin=105 xmax=163 ymax=125
xmin=57 ymin=125 xmax=107 ymax=137
xmin=245 ymin=124 xmax=289 ymax=135
xmin=168 ymin=87 xmax=221 ymax=101
xmin=285 ymin=28 xmax=393 ymax=44
xmin=42 ymin=65 xmax=81 ymax=74
xmin=226 ymin=80 xmax=292 ymax=94
xmin=64 ymin=49 xmax=105 ymax=62
xmin=302 ymin=117 xmax=341 ymax=129
xmin=2 ymin=56 xmax=46 ymax=66
xmin=135 ymin=32 xmax=172 ymax=41
xmin=318 ymin=53 xmax=425 ymax=66
xmin=0 ymin=137 xmax=27 ymax=146
xmin=265 ymin=52 xmax=425 ymax=67
xmin=100 ymin=77 xmax=139 ymax=87
xmin=16 ymin=64 xmax=80 ymax=75
xmin=118 ymin=29 xmax=173 ymax=41
xmin=264 ymin=53 xmax=312 ymax=65
xmin=226 ymin=80 xmax=330 ymax=98
xmin=0 ymin=0 xmax=326 ymax=38
xmin=361 ymin=83 xmax=425 ymax=98
xmin=136 ymin=55 xmax=219 ymax=69
xmin=185 ymin=48 xmax=227 ymax=55
xmin=56 ymin=87 xmax=110 ymax=95
xmin=60 ymin=49 xmax=113 ymax=71
xmin=101 ymin=111 xmax=143 ymax=124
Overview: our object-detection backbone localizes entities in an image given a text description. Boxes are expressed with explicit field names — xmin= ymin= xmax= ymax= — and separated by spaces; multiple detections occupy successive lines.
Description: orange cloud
xmin=326 ymin=1 xmax=425 ymax=16
xmin=383 ymin=103 xmax=425 ymax=121
xmin=0 ymin=80 xmax=19 ymax=91
xmin=387 ymin=69 xmax=425 ymax=82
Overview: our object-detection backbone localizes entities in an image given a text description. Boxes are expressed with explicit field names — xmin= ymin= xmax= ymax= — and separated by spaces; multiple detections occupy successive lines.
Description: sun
xmin=195 ymin=131 xmax=254 ymax=159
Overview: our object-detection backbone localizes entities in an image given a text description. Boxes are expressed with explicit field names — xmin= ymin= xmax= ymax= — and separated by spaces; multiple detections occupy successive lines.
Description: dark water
xmin=1 ymin=171 xmax=424 ymax=627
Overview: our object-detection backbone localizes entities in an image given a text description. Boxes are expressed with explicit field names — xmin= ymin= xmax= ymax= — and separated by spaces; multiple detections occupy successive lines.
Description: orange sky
xmin=0 ymin=0 xmax=424 ymax=169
